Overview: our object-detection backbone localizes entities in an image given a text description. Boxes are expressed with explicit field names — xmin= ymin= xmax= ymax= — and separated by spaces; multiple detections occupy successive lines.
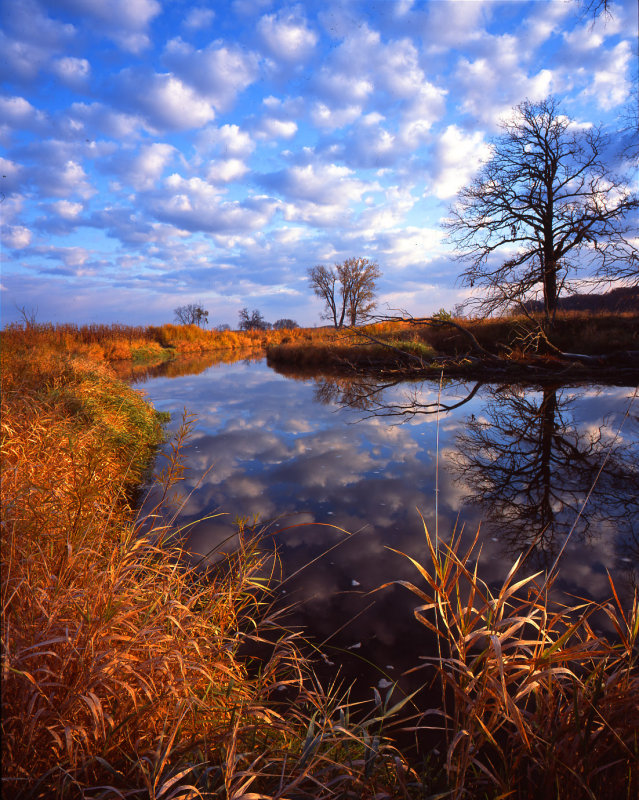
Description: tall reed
xmin=1 ymin=341 xmax=417 ymax=799
xmin=385 ymin=524 xmax=639 ymax=799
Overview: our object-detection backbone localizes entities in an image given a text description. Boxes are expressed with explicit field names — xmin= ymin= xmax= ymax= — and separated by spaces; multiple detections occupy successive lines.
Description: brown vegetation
xmin=2 ymin=325 xmax=637 ymax=798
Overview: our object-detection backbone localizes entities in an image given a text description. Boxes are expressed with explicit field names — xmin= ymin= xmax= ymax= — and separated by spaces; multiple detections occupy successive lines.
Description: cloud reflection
xmin=138 ymin=359 xmax=639 ymax=693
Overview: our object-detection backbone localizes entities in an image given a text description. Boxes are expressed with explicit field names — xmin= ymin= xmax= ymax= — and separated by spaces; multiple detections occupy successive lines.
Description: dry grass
xmin=0 ymin=321 xmax=366 ymax=365
xmin=386 ymin=522 xmax=639 ymax=799
xmin=0 ymin=340 xmax=419 ymax=799
xmin=3 ymin=325 xmax=637 ymax=799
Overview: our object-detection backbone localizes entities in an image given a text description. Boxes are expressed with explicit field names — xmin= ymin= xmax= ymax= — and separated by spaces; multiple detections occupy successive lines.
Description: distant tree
xmin=446 ymin=97 xmax=638 ymax=331
xmin=308 ymin=257 xmax=381 ymax=328
xmin=216 ymin=323 xmax=231 ymax=332
xmin=238 ymin=307 xmax=271 ymax=331
xmin=272 ymin=318 xmax=299 ymax=330
xmin=174 ymin=303 xmax=209 ymax=327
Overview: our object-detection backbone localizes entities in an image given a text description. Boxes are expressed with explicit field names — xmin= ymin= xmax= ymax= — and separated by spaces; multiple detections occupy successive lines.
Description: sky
xmin=1 ymin=0 xmax=637 ymax=328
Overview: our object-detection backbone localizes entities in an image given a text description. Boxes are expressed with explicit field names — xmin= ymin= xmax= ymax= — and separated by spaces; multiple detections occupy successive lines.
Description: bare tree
xmin=174 ymin=303 xmax=209 ymax=327
xmin=340 ymin=257 xmax=382 ymax=325
xmin=308 ymin=257 xmax=381 ymax=328
xmin=446 ymin=97 xmax=638 ymax=330
xmin=272 ymin=318 xmax=299 ymax=330
xmin=238 ymin=307 xmax=271 ymax=331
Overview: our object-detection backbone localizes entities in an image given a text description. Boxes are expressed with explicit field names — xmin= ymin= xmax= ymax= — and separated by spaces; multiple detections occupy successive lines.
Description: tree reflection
xmin=449 ymin=385 xmax=639 ymax=564
xmin=310 ymin=370 xmax=639 ymax=571
xmin=312 ymin=373 xmax=484 ymax=418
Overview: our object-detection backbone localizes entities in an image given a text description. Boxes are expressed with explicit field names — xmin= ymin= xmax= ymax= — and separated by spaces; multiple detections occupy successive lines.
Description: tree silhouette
xmin=448 ymin=385 xmax=639 ymax=563
xmin=174 ymin=303 xmax=209 ymax=327
xmin=308 ymin=258 xmax=381 ymax=328
xmin=446 ymin=97 xmax=638 ymax=329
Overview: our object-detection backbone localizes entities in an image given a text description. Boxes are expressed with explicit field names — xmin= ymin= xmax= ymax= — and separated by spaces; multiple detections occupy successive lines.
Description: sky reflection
xmin=137 ymin=359 xmax=639 ymax=693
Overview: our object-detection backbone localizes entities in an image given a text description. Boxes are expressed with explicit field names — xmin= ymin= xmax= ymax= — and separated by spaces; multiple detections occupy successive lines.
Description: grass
xmin=2 ymin=325 xmax=638 ymax=799
xmin=384 ymin=523 xmax=639 ymax=799
xmin=0 ymin=337 xmax=418 ymax=799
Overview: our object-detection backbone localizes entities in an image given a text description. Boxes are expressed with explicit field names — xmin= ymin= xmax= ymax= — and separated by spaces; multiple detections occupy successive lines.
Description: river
xmin=133 ymin=353 xmax=639 ymax=692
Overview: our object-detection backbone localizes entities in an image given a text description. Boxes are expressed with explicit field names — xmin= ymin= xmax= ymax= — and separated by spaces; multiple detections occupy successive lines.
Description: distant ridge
xmin=527 ymin=286 xmax=639 ymax=313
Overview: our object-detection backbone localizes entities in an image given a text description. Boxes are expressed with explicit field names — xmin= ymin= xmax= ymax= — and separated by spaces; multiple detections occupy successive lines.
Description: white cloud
xmin=263 ymin=162 xmax=375 ymax=206
xmin=163 ymin=39 xmax=259 ymax=112
xmin=257 ymin=9 xmax=318 ymax=62
xmin=123 ymin=143 xmax=176 ymax=191
xmin=0 ymin=157 xmax=24 ymax=193
xmin=2 ymin=225 xmax=32 ymax=249
xmin=69 ymin=102 xmax=144 ymax=139
xmin=0 ymin=95 xmax=47 ymax=131
xmin=430 ymin=125 xmax=491 ymax=199
xmin=581 ymin=41 xmax=632 ymax=111
xmin=196 ymin=124 xmax=255 ymax=158
xmin=207 ymin=158 xmax=249 ymax=183
xmin=117 ymin=70 xmax=217 ymax=131
xmin=183 ymin=7 xmax=215 ymax=30
xmin=256 ymin=117 xmax=298 ymax=140
xmin=52 ymin=200 xmax=84 ymax=218
xmin=51 ymin=56 xmax=90 ymax=86
xmin=151 ymin=175 xmax=278 ymax=233
xmin=423 ymin=0 xmax=489 ymax=49
xmin=455 ymin=33 xmax=556 ymax=127
xmin=310 ymin=102 xmax=362 ymax=131
xmin=36 ymin=158 xmax=95 ymax=199
xmin=44 ymin=0 xmax=161 ymax=52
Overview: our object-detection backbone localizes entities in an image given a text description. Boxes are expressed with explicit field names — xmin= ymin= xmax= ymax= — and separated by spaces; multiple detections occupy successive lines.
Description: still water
xmin=134 ymin=355 xmax=639 ymax=689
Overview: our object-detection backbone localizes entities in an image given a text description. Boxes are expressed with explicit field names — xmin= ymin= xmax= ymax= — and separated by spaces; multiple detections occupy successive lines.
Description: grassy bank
xmin=0 ymin=320 xmax=354 ymax=366
xmin=2 ymin=330 xmax=638 ymax=798
xmin=267 ymin=312 xmax=639 ymax=379
xmin=0 ymin=338 xmax=418 ymax=799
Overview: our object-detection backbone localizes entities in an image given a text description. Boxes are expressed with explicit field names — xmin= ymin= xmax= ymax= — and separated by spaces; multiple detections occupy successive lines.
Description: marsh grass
xmin=3 ymin=327 xmax=637 ymax=799
xmin=1 ymin=341 xmax=418 ymax=799
xmin=385 ymin=523 xmax=639 ymax=799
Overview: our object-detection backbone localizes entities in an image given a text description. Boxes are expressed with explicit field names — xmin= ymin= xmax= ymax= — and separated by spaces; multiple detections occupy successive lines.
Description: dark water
xmin=135 ymin=355 xmax=639 ymax=694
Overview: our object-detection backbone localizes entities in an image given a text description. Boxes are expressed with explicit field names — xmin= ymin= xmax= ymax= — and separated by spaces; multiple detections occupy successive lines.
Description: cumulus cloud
xmin=454 ymin=33 xmax=555 ymax=127
xmin=256 ymin=117 xmax=298 ymax=140
xmin=183 ymin=7 xmax=215 ymax=30
xmin=0 ymin=157 xmax=24 ymax=193
xmin=115 ymin=69 xmax=217 ymax=131
xmin=50 ymin=56 xmax=90 ymax=87
xmin=196 ymin=124 xmax=255 ymax=158
xmin=163 ymin=38 xmax=259 ymax=112
xmin=310 ymin=102 xmax=362 ymax=131
xmin=42 ymin=0 xmax=161 ymax=52
xmin=257 ymin=8 xmax=318 ymax=62
xmin=124 ymin=143 xmax=177 ymax=191
xmin=52 ymin=200 xmax=84 ymax=219
xmin=150 ymin=174 xmax=279 ymax=233
xmin=207 ymin=158 xmax=250 ymax=183
xmin=0 ymin=95 xmax=48 ymax=135
xmin=261 ymin=161 xmax=375 ymax=206
xmin=580 ymin=41 xmax=632 ymax=111
xmin=68 ymin=102 xmax=144 ymax=139
xmin=2 ymin=225 xmax=32 ymax=249
xmin=0 ymin=0 xmax=75 ymax=83
xmin=430 ymin=124 xmax=491 ymax=199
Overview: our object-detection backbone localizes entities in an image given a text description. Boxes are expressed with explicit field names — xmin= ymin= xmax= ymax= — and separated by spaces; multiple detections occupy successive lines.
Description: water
xmin=134 ymin=355 xmax=639 ymax=692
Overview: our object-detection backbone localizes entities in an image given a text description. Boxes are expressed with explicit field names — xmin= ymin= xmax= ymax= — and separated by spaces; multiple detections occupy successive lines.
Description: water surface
xmin=135 ymin=356 xmax=639 ymax=690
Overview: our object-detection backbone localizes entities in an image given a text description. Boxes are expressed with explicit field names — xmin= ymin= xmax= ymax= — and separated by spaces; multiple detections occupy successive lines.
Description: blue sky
xmin=1 ymin=0 xmax=636 ymax=327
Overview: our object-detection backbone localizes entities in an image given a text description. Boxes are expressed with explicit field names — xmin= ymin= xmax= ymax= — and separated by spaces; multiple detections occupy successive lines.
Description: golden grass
xmin=2 ymin=325 xmax=637 ymax=799
xmin=0 ymin=340 xmax=418 ymax=799
xmin=386 ymin=522 xmax=639 ymax=799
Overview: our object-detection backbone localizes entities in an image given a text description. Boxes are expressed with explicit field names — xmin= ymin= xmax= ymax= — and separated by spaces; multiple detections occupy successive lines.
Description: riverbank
xmin=0 ymin=337 xmax=422 ymax=798
xmin=266 ymin=311 xmax=639 ymax=383
xmin=2 ymin=331 xmax=637 ymax=799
